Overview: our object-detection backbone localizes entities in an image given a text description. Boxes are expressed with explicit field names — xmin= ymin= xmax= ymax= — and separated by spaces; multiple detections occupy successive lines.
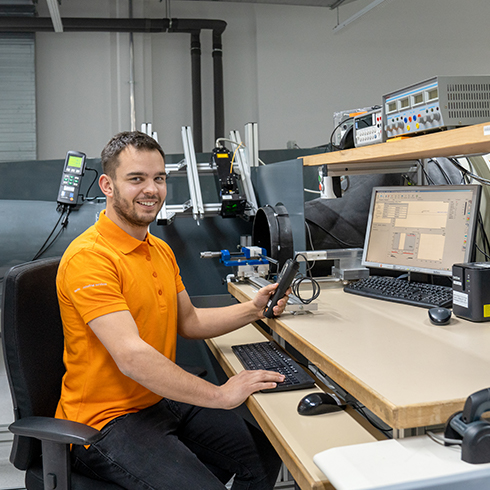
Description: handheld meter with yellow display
xmin=57 ymin=150 xmax=87 ymax=206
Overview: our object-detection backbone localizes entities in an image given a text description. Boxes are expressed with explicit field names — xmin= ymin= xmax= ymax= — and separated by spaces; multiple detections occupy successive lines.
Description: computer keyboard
xmin=343 ymin=275 xmax=453 ymax=309
xmin=232 ymin=341 xmax=316 ymax=393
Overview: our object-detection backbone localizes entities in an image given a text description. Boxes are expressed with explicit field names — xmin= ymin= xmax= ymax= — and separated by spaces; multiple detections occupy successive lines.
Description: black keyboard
xmin=344 ymin=275 xmax=453 ymax=309
xmin=232 ymin=341 xmax=315 ymax=393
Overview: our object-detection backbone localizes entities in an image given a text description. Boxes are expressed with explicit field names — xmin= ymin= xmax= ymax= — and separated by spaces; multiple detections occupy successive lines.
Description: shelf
xmin=301 ymin=122 xmax=490 ymax=167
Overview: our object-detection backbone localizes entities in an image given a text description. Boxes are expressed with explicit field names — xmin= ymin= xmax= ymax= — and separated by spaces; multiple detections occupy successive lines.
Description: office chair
xmin=1 ymin=257 xmax=123 ymax=490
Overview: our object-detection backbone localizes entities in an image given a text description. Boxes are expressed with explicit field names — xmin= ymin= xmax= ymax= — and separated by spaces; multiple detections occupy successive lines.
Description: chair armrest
xmin=9 ymin=416 xmax=102 ymax=446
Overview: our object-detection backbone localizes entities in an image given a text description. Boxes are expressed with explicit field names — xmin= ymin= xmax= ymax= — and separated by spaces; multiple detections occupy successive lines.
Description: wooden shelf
xmin=301 ymin=122 xmax=490 ymax=167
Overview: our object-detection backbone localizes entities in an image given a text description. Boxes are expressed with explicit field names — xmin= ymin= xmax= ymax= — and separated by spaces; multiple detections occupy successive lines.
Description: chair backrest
xmin=1 ymin=257 xmax=65 ymax=470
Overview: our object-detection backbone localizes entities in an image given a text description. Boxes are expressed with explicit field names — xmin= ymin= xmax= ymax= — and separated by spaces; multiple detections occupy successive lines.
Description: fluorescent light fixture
xmin=46 ymin=0 xmax=63 ymax=33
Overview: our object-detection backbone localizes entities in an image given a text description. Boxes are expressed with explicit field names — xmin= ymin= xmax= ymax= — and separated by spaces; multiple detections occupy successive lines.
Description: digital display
xmin=412 ymin=93 xmax=424 ymax=106
xmin=67 ymin=155 xmax=83 ymax=168
xmin=399 ymin=98 xmax=410 ymax=110
xmin=387 ymin=101 xmax=397 ymax=113
xmin=362 ymin=185 xmax=482 ymax=277
xmin=355 ymin=113 xmax=374 ymax=129
xmin=427 ymin=88 xmax=438 ymax=101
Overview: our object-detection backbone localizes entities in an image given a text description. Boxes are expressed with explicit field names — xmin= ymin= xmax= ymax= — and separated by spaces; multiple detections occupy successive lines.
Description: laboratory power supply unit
xmin=383 ymin=75 xmax=490 ymax=140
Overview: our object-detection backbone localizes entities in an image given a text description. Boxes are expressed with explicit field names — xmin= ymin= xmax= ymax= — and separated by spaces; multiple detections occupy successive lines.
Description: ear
xmin=99 ymin=174 xmax=114 ymax=198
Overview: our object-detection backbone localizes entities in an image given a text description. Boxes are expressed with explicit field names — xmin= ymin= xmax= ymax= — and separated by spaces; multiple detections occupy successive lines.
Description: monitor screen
xmin=362 ymin=185 xmax=482 ymax=277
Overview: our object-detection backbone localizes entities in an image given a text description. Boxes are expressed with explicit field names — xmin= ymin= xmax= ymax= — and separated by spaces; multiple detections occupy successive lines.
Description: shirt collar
xmin=95 ymin=210 xmax=154 ymax=254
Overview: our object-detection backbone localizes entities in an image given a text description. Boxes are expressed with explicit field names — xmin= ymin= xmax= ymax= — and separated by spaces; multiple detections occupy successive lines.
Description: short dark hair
xmin=101 ymin=131 xmax=165 ymax=178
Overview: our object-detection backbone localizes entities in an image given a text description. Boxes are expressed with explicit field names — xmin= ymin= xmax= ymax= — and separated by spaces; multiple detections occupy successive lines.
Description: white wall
xmin=34 ymin=0 xmax=490 ymax=159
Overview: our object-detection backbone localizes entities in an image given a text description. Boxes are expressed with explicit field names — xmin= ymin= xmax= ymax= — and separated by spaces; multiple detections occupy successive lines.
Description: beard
xmin=112 ymin=185 xmax=162 ymax=228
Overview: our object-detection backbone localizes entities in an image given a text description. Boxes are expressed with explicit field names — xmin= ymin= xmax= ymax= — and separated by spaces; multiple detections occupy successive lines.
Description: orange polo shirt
xmin=55 ymin=210 xmax=185 ymax=430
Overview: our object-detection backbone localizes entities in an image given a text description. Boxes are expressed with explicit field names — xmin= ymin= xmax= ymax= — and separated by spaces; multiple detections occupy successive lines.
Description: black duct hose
xmin=170 ymin=19 xmax=227 ymax=144
xmin=169 ymin=18 xmax=227 ymax=36
xmin=190 ymin=32 xmax=203 ymax=153
xmin=213 ymin=32 xmax=225 ymax=144
xmin=0 ymin=17 xmax=171 ymax=32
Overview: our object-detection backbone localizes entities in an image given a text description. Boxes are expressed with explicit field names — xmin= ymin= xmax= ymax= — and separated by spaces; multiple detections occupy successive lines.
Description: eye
xmin=128 ymin=176 xmax=145 ymax=184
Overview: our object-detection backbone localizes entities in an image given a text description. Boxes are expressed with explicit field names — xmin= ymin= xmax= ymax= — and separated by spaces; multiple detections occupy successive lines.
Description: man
xmin=56 ymin=131 xmax=290 ymax=489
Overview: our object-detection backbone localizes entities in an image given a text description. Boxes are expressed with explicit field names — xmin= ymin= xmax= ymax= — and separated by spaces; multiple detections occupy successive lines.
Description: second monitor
xmin=362 ymin=185 xmax=482 ymax=278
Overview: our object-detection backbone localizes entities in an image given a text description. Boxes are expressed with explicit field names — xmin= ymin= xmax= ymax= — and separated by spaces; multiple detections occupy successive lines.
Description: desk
xmin=228 ymin=281 xmax=490 ymax=431
xmin=206 ymin=324 xmax=385 ymax=490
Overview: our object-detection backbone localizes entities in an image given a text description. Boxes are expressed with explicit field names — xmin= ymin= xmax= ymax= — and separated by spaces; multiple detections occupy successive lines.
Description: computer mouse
xmin=297 ymin=392 xmax=345 ymax=416
xmin=428 ymin=307 xmax=452 ymax=325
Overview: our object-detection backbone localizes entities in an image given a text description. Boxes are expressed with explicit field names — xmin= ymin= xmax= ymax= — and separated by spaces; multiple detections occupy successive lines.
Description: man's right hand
xmin=88 ymin=310 xmax=285 ymax=411
xmin=217 ymin=369 xmax=285 ymax=409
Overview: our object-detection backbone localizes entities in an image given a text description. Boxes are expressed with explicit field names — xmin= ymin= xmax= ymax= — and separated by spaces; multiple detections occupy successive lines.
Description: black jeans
xmin=71 ymin=399 xmax=282 ymax=489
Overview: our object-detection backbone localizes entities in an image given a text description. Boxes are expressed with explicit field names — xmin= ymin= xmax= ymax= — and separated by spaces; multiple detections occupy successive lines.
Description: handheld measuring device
xmin=57 ymin=150 xmax=87 ymax=206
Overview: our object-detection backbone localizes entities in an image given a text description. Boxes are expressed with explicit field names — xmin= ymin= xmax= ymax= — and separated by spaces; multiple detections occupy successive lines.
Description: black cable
xmin=476 ymin=213 xmax=489 ymax=260
xmin=305 ymin=217 xmax=363 ymax=248
xmin=32 ymin=205 xmax=71 ymax=261
xmin=329 ymin=116 xmax=354 ymax=151
xmin=418 ymin=160 xmax=436 ymax=185
xmin=479 ymin=213 xmax=490 ymax=257
xmin=475 ymin=243 xmax=490 ymax=261
xmin=80 ymin=167 xmax=100 ymax=201
xmin=291 ymin=253 xmax=321 ymax=305
xmin=448 ymin=157 xmax=490 ymax=186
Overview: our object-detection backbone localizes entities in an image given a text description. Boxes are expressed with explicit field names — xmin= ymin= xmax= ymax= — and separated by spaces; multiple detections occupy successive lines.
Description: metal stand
xmin=157 ymin=125 xmax=258 ymax=225
xmin=228 ymin=128 xmax=258 ymax=217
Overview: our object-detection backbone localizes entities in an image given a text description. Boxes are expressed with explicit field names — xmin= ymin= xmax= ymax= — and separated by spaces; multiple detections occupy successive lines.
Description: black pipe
xmin=0 ymin=17 xmax=171 ymax=32
xmin=212 ymin=32 xmax=225 ymax=144
xmin=0 ymin=16 xmax=227 ymax=36
xmin=0 ymin=16 xmax=227 ymax=150
xmin=168 ymin=19 xmax=227 ymax=145
xmin=167 ymin=18 xmax=227 ymax=36
xmin=190 ymin=32 xmax=203 ymax=152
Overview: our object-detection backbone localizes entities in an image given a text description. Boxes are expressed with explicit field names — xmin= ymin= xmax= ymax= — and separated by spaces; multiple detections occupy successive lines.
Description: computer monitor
xmin=362 ymin=185 xmax=482 ymax=277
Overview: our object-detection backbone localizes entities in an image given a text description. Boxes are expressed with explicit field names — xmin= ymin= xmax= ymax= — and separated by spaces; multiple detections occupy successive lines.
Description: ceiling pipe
xmin=168 ymin=19 xmax=227 ymax=151
xmin=212 ymin=31 xmax=225 ymax=143
xmin=0 ymin=16 xmax=227 ymax=150
xmin=190 ymin=32 xmax=203 ymax=152
xmin=0 ymin=17 xmax=171 ymax=32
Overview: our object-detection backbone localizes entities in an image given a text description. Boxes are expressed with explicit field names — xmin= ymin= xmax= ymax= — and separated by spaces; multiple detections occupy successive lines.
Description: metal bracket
xmin=322 ymin=160 xmax=419 ymax=178
xmin=182 ymin=126 xmax=204 ymax=222
xmin=228 ymin=129 xmax=258 ymax=216
xmin=295 ymin=248 xmax=369 ymax=281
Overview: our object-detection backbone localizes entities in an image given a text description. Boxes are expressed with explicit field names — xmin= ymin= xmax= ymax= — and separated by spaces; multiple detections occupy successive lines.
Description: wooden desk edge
xmin=205 ymin=337 xmax=334 ymax=490
xmin=227 ymin=283 xmax=400 ymax=426
xmin=227 ymin=282 xmax=465 ymax=430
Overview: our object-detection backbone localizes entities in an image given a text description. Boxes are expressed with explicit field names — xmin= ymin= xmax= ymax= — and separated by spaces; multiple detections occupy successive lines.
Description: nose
xmin=143 ymin=179 xmax=159 ymax=196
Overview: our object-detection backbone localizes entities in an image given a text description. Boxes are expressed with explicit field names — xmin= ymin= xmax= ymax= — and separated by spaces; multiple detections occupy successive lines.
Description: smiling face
xmin=99 ymin=145 xmax=167 ymax=240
